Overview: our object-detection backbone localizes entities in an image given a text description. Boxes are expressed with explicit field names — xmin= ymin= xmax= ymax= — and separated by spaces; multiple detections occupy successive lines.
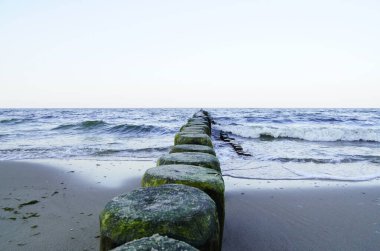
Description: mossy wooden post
xmin=174 ymin=133 xmax=213 ymax=147
xmin=99 ymin=184 xmax=220 ymax=251
xmin=188 ymin=117 xmax=210 ymax=125
xmin=110 ymin=234 xmax=198 ymax=251
xmin=169 ymin=144 xmax=216 ymax=156
xmin=142 ymin=164 xmax=225 ymax=242
xmin=157 ymin=152 xmax=221 ymax=172
xmin=180 ymin=125 xmax=211 ymax=136
xmin=192 ymin=111 xmax=211 ymax=127
xmin=99 ymin=110 xmax=223 ymax=251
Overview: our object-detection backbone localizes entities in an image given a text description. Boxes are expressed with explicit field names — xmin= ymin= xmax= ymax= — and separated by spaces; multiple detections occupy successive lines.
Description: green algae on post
xmin=142 ymin=164 xmax=225 ymax=237
xmin=186 ymin=121 xmax=210 ymax=128
xmin=169 ymin=144 xmax=216 ymax=156
xmin=110 ymin=234 xmax=199 ymax=251
xmin=157 ymin=152 xmax=221 ymax=172
xmin=180 ymin=125 xmax=211 ymax=136
xmin=99 ymin=184 xmax=219 ymax=251
xmin=188 ymin=118 xmax=210 ymax=127
xmin=142 ymin=165 xmax=224 ymax=200
xmin=174 ymin=133 xmax=213 ymax=147
xmin=185 ymin=121 xmax=210 ymax=129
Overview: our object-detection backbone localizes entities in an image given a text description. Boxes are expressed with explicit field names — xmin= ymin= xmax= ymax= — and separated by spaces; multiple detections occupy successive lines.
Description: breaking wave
xmin=52 ymin=120 xmax=108 ymax=130
xmin=273 ymin=155 xmax=380 ymax=164
xmin=222 ymin=125 xmax=380 ymax=142
xmin=0 ymin=118 xmax=33 ymax=124
xmin=52 ymin=121 xmax=169 ymax=135
xmin=107 ymin=124 xmax=168 ymax=134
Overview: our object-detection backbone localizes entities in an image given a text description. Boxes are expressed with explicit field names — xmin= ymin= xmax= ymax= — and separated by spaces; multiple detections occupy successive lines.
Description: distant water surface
xmin=1 ymin=108 xmax=379 ymax=182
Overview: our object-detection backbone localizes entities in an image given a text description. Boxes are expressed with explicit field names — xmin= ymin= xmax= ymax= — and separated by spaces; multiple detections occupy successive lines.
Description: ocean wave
xmin=40 ymin=115 xmax=56 ymax=119
xmin=222 ymin=125 xmax=380 ymax=142
xmin=108 ymin=124 xmax=165 ymax=134
xmin=52 ymin=124 xmax=77 ymax=130
xmin=308 ymin=117 xmax=343 ymax=123
xmin=52 ymin=120 xmax=108 ymax=130
xmin=51 ymin=120 xmax=170 ymax=136
xmin=273 ymin=156 xmax=380 ymax=164
xmin=0 ymin=118 xmax=33 ymax=124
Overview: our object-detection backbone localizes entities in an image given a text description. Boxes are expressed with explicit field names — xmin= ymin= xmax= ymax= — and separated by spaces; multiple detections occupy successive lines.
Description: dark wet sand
xmin=2 ymin=161 xmax=380 ymax=251
xmin=223 ymin=186 xmax=380 ymax=251
xmin=0 ymin=161 xmax=141 ymax=251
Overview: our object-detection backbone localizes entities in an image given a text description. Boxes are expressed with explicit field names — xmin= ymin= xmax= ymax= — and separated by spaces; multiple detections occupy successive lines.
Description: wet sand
xmin=0 ymin=160 xmax=151 ymax=251
xmin=223 ymin=185 xmax=380 ymax=251
xmin=1 ymin=160 xmax=380 ymax=251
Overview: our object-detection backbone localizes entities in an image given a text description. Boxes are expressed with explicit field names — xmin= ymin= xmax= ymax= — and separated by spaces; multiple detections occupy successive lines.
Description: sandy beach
xmin=222 ymin=184 xmax=380 ymax=251
xmin=1 ymin=160 xmax=380 ymax=251
xmin=0 ymin=160 xmax=153 ymax=251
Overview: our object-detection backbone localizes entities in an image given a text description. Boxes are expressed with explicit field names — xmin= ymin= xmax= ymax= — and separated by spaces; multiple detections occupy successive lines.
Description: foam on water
xmin=1 ymin=108 xmax=380 ymax=183
xmin=210 ymin=108 xmax=380 ymax=183
xmin=220 ymin=124 xmax=380 ymax=142
xmin=0 ymin=108 xmax=194 ymax=161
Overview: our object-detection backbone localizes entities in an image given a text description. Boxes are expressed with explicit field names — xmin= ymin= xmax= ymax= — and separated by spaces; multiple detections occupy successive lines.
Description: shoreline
xmin=223 ymin=175 xmax=380 ymax=191
xmin=1 ymin=159 xmax=380 ymax=250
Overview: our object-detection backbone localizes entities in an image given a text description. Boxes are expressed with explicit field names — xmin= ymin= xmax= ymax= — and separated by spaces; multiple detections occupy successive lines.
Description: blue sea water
xmin=1 ymin=108 xmax=379 ymax=181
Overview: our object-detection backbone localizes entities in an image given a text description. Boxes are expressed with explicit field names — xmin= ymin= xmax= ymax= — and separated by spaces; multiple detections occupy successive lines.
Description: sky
xmin=0 ymin=0 xmax=379 ymax=108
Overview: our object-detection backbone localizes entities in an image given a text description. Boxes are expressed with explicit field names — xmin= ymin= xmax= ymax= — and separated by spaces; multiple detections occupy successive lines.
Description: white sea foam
xmin=219 ymin=124 xmax=380 ymax=142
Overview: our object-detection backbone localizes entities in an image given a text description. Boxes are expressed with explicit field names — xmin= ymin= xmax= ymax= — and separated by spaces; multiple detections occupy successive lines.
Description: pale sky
xmin=1 ymin=0 xmax=379 ymax=108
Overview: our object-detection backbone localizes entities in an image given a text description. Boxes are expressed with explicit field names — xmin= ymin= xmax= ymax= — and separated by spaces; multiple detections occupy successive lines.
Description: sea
xmin=1 ymin=108 xmax=379 ymax=182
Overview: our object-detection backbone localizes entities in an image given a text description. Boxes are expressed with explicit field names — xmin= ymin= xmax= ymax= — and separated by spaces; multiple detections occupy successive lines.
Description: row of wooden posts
xmin=99 ymin=110 xmax=225 ymax=251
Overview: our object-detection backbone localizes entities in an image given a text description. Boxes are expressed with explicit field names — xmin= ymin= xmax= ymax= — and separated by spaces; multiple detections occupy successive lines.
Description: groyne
xmin=99 ymin=110 xmax=224 ymax=251
xmin=219 ymin=130 xmax=251 ymax=156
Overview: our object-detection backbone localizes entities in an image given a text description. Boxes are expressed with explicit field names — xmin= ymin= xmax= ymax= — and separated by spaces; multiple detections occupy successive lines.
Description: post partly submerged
xmin=99 ymin=110 xmax=224 ymax=251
